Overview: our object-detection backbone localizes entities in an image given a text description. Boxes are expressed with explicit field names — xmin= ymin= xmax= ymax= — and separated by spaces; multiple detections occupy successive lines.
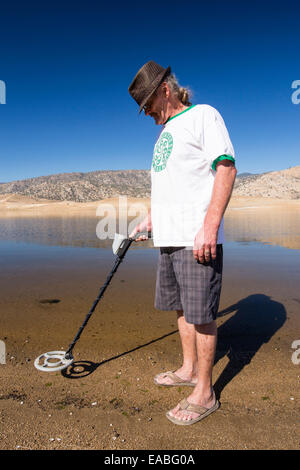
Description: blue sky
xmin=0 ymin=1 xmax=299 ymax=182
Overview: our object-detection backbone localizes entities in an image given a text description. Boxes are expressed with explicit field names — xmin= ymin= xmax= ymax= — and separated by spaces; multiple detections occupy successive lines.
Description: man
xmin=128 ymin=61 xmax=236 ymax=425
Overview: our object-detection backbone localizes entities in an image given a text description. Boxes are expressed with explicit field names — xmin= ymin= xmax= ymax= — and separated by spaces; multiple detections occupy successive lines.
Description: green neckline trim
xmin=212 ymin=155 xmax=235 ymax=172
xmin=165 ymin=105 xmax=195 ymax=123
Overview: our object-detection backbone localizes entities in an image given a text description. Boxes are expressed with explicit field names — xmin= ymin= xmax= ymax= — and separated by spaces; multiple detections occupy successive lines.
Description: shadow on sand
xmin=213 ymin=294 xmax=286 ymax=398
xmin=61 ymin=330 xmax=178 ymax=379
xmin=62 ymin=294 xmax=286 ymax=399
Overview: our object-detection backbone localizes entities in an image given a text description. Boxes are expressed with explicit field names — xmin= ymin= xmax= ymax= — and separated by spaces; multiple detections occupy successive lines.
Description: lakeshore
xmin=0 ymin=195 xmax=299 ymax=450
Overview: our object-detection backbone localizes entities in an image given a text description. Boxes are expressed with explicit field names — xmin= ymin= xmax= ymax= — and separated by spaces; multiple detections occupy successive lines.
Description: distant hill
xmin=237 ymin=172 xmax=259 ymax=179
xmin=0 ymin=166 xmax=299 ymax=202
xmin=233 ymin=166 xmax=300 ymax=199
xmin=0 ymin=170 xmax=151 ymax=202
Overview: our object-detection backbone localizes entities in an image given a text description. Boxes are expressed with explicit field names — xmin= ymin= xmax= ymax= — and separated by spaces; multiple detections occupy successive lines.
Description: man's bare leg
xmin=168 ymin=320 xmax=217 ymax=421
xmin=155 ymin=310 xmax=198 ymax=385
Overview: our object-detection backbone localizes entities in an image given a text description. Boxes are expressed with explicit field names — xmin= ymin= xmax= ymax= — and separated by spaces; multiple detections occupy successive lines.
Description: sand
xmin=0 ymin=193 xmax=299 ymax=225
xmin=0 ymin=193 xmax=299 ymax=215
xmin=0 ymin=194 xmax=151 ymax=217
xmin=0 ymin=194 xmax=299 ymax=450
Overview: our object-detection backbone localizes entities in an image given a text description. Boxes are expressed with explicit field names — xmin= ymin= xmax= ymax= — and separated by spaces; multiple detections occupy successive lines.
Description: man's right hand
xmin=129 ymin=212 xmax=152 ymax=242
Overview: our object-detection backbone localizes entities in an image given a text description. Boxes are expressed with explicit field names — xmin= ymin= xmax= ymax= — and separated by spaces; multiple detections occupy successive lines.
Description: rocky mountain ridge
xmin=233 ymin=166 xmax=300 ymax=199
xmin=0 ymin=170 xmax=151 ymax=202
xmin=0 ymin=166 xmax=299 ymax=202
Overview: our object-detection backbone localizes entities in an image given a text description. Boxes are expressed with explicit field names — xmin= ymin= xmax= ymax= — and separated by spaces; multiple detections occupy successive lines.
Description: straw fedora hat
xmin=128 ymin=61 xmax=171 ymax=113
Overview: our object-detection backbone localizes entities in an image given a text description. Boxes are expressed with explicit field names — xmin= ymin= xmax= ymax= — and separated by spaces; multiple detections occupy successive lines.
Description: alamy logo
xmin=0 ymin=80 xmax=6 ymax=104
xmin=96 ymin=196 xmax=148 ymax=240
xmin=291 ymin=340 xmax=300 ymax=365
xmin=0 ymin=340 xmax=5 ymax=364
xmin=291 ymin=80 xmax=300 ymax=104
xmin=152 ymin=132 xmax=173 ymax=172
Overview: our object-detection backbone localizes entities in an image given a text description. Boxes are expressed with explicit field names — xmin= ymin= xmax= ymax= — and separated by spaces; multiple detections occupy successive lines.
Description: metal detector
xmin=34 ymin=233 xmax=147 ymax=372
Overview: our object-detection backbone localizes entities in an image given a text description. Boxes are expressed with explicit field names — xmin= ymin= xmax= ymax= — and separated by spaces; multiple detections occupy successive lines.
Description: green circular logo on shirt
xmin=152 ymin=132 xmax=173 ymax=172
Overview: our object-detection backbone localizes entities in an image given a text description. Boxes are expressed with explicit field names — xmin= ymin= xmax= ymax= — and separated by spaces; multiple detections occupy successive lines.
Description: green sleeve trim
xmin=212 ymin=155 xmax=235 ymax=171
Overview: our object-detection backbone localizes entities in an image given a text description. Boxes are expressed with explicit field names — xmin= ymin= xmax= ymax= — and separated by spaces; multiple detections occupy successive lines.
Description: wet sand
xmin=0 ymin=196 xmax=299 ymax=450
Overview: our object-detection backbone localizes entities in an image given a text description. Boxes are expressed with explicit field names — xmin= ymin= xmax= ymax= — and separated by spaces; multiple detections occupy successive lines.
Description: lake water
xmin=0 ymin=205 xmax=300 ymax=249
xmin=0 ymin=210 xmax=299 ymax=366
xmin=0 ymin=211 xmax=299 ymax=283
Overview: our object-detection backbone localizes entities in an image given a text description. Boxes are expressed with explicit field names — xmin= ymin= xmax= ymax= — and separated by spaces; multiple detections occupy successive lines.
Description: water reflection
xmin=225 ymin=205 xmax=300 ymax=250
xmin=0 ymin=205 xmax=299 ymax=250
xmin=0 ymin=216 xmax=153 ymax=250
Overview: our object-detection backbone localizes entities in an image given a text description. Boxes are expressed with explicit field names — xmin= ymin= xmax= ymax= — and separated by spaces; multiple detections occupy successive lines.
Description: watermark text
xmin=291 ymin=340 xmax=300 ymax=365
xmin=0 ymin=80 xmax=6 ymax=104
xmin=0 ymin=340 xmax=6 ymax=364
xmin=291 ymin=80 xmax=300 ymax=104
xmin=95 ymin=196 xmax=210 ymax=243
xmin=96 ymin=196 xmax=148 ymax=240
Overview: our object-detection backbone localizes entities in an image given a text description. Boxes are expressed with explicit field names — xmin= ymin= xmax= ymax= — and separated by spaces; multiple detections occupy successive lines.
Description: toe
xmin=156 ymin=373 xmax=171 ymax=385
xmin=177 ymin=410 xmax=198 ymax=422
xmin=177 ymin=410 xmax=188 ymax=422
xmin=168 ymin=403 xmax=181 ymax=417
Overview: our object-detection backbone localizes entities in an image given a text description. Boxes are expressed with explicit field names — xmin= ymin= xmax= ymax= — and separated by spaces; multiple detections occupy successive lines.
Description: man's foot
xmin=154 ymin=368 xmax=197 ymax=387
xmin=166 ymin=389 xmax=219 ymax=424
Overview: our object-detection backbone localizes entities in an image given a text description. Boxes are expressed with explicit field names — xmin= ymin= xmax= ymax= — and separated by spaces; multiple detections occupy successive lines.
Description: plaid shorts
xmin=154 ymin=245 xmax=223 ymax=325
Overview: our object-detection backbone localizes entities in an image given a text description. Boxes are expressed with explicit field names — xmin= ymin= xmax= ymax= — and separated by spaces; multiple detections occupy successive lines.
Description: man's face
xmin=143 ymin=85 xmax=167 ymax=125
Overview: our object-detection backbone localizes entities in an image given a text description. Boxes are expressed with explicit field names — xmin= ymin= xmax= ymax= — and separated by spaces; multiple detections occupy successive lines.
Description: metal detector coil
xmin=34 ymin=351 xmax=74 ymax=372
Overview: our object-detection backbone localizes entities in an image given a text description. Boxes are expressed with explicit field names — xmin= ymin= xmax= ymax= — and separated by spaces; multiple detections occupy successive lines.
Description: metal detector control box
xmin=116 ymin=238 xmax=133 ymax=259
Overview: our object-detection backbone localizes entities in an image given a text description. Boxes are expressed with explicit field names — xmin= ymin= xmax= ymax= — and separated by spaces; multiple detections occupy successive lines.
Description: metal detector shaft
xmin=65 ymin=238 xmax=133 ymax=358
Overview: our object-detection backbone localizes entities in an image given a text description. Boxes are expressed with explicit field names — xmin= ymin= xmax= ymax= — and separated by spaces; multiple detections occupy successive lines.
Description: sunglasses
xmin=143 ymin=91 xmax=158 ymax=113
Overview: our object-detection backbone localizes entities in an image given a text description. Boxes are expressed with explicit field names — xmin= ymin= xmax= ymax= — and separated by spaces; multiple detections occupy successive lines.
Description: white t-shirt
xmin=150 ymin=104 xmax=235 ymax=247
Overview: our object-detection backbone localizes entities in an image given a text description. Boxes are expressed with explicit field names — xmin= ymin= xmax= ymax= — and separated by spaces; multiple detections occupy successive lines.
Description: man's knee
xmin=195 ymin=320 xmax=217 ymax=335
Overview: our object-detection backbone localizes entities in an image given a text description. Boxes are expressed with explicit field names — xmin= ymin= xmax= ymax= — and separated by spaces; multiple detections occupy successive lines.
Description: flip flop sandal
xmin=154 ymin=371 xmax=196 ymax=387
xmin=166 ymin=397 xmax=220 ymax=425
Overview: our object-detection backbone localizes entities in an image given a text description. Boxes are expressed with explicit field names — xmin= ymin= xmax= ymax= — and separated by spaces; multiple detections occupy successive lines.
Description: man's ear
xmin=161 ymin=82 xmax=169 ymax=97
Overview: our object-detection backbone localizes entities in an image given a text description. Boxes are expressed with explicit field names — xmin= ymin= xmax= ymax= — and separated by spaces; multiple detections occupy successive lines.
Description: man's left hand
xmin=193 ymin=223 xmax=218 ymax=264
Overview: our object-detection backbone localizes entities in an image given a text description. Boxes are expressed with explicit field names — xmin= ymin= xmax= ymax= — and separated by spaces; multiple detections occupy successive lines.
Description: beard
xmin=150 ymin=98 xmax=168 ymax=125
xmin=151 ymin=111 xmax=164 ymax=125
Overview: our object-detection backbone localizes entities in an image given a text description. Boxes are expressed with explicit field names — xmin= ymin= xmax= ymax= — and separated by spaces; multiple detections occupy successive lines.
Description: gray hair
xmin=165 ymin=73 xmax=192 ymax=106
